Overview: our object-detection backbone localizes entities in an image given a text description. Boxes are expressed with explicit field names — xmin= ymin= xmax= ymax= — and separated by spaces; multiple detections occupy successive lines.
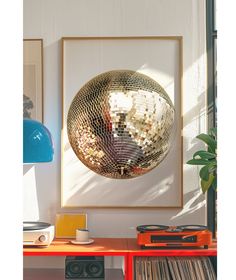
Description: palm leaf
xmin=193 ymin=150 xmax=216 ymax=160
xmin=187 ymin=128 xmax=217 ymax=193
xmin=196 ymin=133 xmax=217 ymax=153
xmin=209 ymin=127 xmax=217 ymax=138
xmin=186 ymin=159 xmax=210 ymax=165
xmin=200 ymin=165 xmax=210 ymax=181
xmin=201 ymin=174 xmax=215 ymax=194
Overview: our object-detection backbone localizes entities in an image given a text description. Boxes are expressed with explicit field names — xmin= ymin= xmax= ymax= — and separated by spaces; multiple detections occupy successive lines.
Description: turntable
xmin=23 ymin=222 xmax=55 ymax=247
xmin=137 ymin=224 xmax=212 ymax=249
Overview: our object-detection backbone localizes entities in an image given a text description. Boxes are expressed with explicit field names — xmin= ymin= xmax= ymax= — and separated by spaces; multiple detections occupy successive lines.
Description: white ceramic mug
xmin=76 ymin=228 xmax=89 ymax=242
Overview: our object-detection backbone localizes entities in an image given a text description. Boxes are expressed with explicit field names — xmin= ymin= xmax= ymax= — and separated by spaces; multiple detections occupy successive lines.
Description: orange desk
xmin=24 ymin=238 xmax=217 ymax=280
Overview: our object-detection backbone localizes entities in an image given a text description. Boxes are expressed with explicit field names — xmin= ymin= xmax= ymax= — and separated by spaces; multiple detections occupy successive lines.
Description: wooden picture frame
xmin=61 ymin=36 xmax=183 ymax=208
xmin=23 ymin=39 xmax=43 ymax=122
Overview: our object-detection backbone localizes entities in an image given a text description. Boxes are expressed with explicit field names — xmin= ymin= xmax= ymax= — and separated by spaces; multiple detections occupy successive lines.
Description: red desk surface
xmin=23 ymin=238 xmax=217 ymax=257
xmin=23 ymin=238 xmax=129 ymax=256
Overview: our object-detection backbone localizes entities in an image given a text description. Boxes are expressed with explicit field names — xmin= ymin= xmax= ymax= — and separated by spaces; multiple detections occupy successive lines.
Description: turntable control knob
xmin=38 ymin=235 xmax=47 ymax=242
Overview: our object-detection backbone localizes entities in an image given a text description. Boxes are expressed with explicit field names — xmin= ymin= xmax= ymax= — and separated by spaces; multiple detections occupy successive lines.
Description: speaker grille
xmin=65 ymin=256 xmax=105 ymax=279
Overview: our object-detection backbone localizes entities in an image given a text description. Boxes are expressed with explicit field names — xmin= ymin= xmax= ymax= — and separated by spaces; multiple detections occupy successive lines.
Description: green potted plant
xmin=187 ymin=127 xmax=217 ymax=194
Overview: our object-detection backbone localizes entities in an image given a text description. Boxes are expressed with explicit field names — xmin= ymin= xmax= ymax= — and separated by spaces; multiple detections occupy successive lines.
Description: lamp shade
xmin=23 ymin=119 xmax=54 ymax=163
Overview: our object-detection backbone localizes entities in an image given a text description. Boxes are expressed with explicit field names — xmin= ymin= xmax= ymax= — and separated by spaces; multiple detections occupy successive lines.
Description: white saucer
xmin=70 ymin=239 xmax=94 ymax=245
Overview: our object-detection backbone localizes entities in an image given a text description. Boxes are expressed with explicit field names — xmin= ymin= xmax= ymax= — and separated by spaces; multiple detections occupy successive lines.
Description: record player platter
xmin=23 ymin=221 xmax=54 ymax=247
xmin=23 ymin=221 xmax=51 ymax=231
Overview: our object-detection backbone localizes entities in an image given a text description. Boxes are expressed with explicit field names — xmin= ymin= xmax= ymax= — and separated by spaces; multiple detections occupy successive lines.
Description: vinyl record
xmin=137 ymin=225 xmax=169 ymax=232
xmin=23 ymin=221 xmax=51 ymax=231
xmin=177 ymin=225 xmax=208 ymax=231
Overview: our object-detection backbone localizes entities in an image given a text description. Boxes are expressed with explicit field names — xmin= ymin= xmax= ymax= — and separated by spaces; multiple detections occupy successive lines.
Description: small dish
xmin=70 ymin=239 xmax=94 ymax=245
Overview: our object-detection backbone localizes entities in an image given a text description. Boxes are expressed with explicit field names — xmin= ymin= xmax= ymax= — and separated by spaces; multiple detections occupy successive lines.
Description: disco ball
xmin=67 ymin=70 xmax=175 ymax=179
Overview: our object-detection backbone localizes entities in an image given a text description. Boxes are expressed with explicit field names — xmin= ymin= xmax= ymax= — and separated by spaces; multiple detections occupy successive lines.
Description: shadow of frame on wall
xmin=61 ymin=36 xmax=183 ymax=209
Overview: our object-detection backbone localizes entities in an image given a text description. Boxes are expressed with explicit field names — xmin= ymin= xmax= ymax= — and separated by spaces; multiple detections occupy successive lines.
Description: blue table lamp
xmin=23 ymin=119 xmax=54 ymax=163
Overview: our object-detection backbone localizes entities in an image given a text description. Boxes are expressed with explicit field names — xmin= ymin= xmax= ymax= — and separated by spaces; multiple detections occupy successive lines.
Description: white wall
xmin=23 ymin=0 xmax=207 ymax=268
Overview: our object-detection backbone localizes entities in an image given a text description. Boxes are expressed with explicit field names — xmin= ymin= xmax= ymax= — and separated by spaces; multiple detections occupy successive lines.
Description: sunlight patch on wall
xmin=171 ymin=189 xmax=206 ymax=220
xmin=138 ymin=64 xmax=175 ymax=102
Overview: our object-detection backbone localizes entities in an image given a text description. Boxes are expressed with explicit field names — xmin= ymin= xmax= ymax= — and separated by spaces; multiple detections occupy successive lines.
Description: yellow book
xmin=55 ymin=213 xmax=87 ymax=238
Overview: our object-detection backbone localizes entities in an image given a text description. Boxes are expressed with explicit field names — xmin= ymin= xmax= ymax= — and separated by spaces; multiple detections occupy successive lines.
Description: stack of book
xmin=135 ymin=256 xmax=216 ymax=280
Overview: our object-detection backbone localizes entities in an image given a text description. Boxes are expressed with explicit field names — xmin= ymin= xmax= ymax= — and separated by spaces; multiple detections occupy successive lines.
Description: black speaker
xmin=65 ymin=256 xmax=105 ymax=279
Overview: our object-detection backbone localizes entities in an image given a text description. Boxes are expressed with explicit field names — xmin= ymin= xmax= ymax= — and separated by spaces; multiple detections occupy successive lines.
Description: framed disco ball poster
xmin=61 ymin=36 xmax=183 ymax=208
